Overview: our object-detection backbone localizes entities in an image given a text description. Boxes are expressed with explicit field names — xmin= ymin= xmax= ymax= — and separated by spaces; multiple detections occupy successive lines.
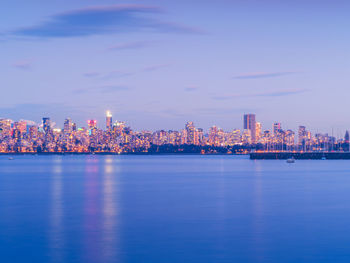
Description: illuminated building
xmin=231 ymin=129 xmax=241 ymax=145
xmin=209 ymin=126 xmax=218 ymax=146
xmin=88 ymin=120 xmax=97 ymax=129
xmin=197 ymin=128 xmax=204 ymax=145
xmin=243 ymin=114 xmax=256 ymax=143
xmin=345 ymin=131 xmax=349 ymax=143
xmin=113 ymin=121 xmax=125 ymax=137
xmin=242 ymin=129 xmax=251 ymax=144
xmin=185 ymin=121 xmax=196 ymax=145
xmin=28 ymin=125 xmax=38 ymax=139
xmin=153 ymin=130 xmax=168 ymax=145
xmin=106 ymin=111 xmax=112 ymax=131
xmin=255 ymin=122 xmax=262 ymax=142
xmin=64 ymin=118 xmax=72 ymax=134
xmin=43 ymin=117 xmax=51 ymax=134
xmin=12 ymin=127 xmax=21 ymax=141
xmin=0 ymin=119 xmax=12 ymax=137
xmin=345 ymin=131 xmax=350 ymax=151
xmin=273 ymin=123 xmax=281 ymax=135
xmin=17 ymin=120 xmax=27 ymax=134
xmin=0 ymin=112 xmax=348 ymax=154
xmin=168 ymin=130 xmax=181 ymax=145
xmin=298 ymin=126 xmax=306 ymax=151
xmin=285 ymin=130 xmax=295 ymax=151
xmin=181 ymin=129 xmax=187 ymax=144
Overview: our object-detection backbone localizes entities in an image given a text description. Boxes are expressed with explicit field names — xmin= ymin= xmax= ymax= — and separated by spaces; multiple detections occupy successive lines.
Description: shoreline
xmin=0 ymin=152 xmax=248 ymax=156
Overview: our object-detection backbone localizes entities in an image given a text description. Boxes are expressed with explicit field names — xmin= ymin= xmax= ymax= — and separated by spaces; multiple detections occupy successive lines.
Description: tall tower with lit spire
xmin=106 ymin=110 xmax=112 ymax=131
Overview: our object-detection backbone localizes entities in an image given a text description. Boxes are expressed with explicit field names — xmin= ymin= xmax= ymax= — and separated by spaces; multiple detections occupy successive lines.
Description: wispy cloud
xmin=107 ymin=41 xmax=154 ymax=51
xmin=83 ymin=70 xmax=133 ymax=80
xmin=74 ymin=85 xmax=129 ymax=94
xmin=184 ymin=86 xmax=198 ymax=92
xmin=159 ymin=109 xmax=186 ymax=118
xmin=99 ymin=85 xmax=130 ymax=93
xmin=83 ymin=71 xmax=100 ymax=77
xmin=12 ymin=60 xmax=31 ymax=70
xmin=82 ymin=64 xmax=168 ymax=81
xmin=233 ymin=71 xmax=298 ymax=79
xmin=142 ymin=64 xmax=170 ymax=72
xmin=256 ymin=89 xmax=307 ymax=97
xmin=193 ymin=107 xmax=257 ymax=115
xmin=11 ymin=5 xmax=201 ymax=39
xmin=102 ymin=71 xmax=134 ymax=80
xmin=212 ymin=88 xmax=308 ymax=100
xmin=156 ymin=107 xmax=257 ymax=119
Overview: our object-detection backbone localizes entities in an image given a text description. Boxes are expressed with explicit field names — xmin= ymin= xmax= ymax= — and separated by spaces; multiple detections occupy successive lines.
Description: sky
xmin=1 ymin=0 xmax=349 ymax=135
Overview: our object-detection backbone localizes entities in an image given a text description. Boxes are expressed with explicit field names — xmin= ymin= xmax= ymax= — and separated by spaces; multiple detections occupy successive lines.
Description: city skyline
xmin=1 ymin=1 xmax=350 ymax=132
xmin=1 ymin=112 xmax=349 ymax=154
xmin=0 ymin=111 xmax=349 ymax=139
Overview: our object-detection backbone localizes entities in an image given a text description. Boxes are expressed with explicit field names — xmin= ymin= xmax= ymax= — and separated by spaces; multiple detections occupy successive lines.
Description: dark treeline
xmin=146 ymin=144 xmax=251 ymax=154
xmin=4 ymin=142 xmax=350 ymax=154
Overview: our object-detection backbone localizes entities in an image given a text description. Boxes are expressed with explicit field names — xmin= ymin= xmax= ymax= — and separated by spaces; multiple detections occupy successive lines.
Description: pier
xmin=250 ymin=152 xmax=350 ymax=160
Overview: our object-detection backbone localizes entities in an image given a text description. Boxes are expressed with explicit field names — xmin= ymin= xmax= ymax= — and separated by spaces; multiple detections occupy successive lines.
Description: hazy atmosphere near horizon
xmin=1 ymin=0 xmax=350 ymax=133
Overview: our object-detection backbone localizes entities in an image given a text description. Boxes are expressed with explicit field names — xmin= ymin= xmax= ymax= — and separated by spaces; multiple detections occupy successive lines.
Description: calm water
xmin=1 ymin=155 xmax=350 ymax=263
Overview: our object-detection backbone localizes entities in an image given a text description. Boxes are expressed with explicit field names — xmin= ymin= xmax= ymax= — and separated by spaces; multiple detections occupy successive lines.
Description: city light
xmin=0 ymin=113 xmax=348 ymax=154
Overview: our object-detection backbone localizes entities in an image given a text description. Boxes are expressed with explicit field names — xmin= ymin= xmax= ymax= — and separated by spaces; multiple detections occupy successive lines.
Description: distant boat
xmin=8 ymin=157 xmax=14 ymax=160
xmin=286 ymin=157 xmax=295 ymax=163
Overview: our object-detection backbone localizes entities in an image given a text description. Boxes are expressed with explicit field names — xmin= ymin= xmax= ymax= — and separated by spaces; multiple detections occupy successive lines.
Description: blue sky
xmin=1 ymin=0 xmax=349 ymax=135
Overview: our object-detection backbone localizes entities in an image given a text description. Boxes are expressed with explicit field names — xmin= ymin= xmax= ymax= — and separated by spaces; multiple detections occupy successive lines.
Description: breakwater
xmin=250 ymin=152 xmax=350 ymax=160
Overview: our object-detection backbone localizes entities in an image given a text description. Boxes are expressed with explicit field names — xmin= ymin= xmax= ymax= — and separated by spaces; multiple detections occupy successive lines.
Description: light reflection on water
xmin=102 ymin=156 xmax=119 ymax=262
xmin=50 ymin=156 xmax=64 ymax=263
xmin=1 ymin=156 xmax=350 ymax=263
xmin=252 ymin=160 xmax=265 ymax=262
xmin=47 ymin=156 xmax=121 ymax=263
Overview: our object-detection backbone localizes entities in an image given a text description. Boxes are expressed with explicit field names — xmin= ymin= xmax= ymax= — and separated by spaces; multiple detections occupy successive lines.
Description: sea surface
xmin=1 ymin=155 xmax=350 ymax=263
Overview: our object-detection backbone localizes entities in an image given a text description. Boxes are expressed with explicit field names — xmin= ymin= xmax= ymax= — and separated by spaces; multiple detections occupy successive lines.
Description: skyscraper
xmin=298 ymin=126 xmax=306 ymax=151
xmin=106 ymin=111 xmax=112 ymax=131
xmin=88 ymin=120 xmax=97 ymax=129
xmin=345 ymin=131 xmax=349 ymax=142
xmin=273 ymin=123 xmax=281 ymax=135
xmin=42 ymin=117 xmax=51 ymax=134
xmin=243 ymin=114 xmax=256 ymax=143
xmin=185 ymin=121 xmax=196 ymax=145
xmin=0 ymin=119 xmax=11 ymax=137
xmin=255 ymin=122 xmax=262 ymax=142
xmin=345 ymin=130 xmax=349 ymax=151
xmin=17 ymin=120 xmax=27 ymax=134
xmin=209 ymin=126 xmax=218 ymax=146
xmin=63 ymin=118 xmax=72 ymax=134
